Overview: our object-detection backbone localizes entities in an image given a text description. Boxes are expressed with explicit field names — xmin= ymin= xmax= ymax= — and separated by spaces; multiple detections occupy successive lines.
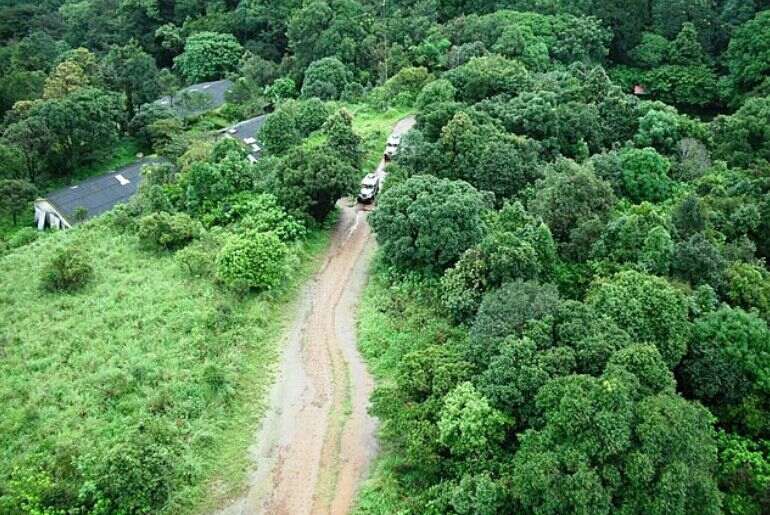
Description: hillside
xmin=1 ymin=1 xmax=770 ymax=514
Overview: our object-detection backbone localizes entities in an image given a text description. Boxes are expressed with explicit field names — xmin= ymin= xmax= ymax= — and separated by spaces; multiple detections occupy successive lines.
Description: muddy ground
xmin=216 ymin=117 xmax=414 ymax=515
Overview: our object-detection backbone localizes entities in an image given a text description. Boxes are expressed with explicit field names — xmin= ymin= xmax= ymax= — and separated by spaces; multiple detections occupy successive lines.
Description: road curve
xmin=216 ymin=117 xmax=415 ymax=515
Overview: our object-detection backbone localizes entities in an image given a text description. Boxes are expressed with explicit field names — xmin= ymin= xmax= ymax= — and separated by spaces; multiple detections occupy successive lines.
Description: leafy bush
xmin=78 ymin=428 xmax=175 ymax=514
xmin=264 ymin=77 xmax=297 ymax=104
xmin=207 ymin=193 xmax=305 ymax=242
xmin=8 ymin=227 xmax=39 ymax=248
xmin=137 ymin=211 xmax=200 ymax=251
xmin=40 ymin=244 xmax=94 ymax=292
xmin=216 ymin=231 xmax=288 ymax=291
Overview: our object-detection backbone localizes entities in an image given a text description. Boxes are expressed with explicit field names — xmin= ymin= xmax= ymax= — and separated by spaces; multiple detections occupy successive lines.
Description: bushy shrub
xmin=137 ymin=211 xmax=200 ymax=251
xmin=174 ymin=229 xmax=224 ymax=277
xmin=77 ymin=429 xmax=175 ymax=514
xmin=40 ymin=244 xmax=93 ymax=292
xmin=216 ymin=231 xmax=288 ymax=291
xmin=340 ymin=82 xmax=365 ymax=102
xmin=264 ymin=77 xmax=296 ymax=104
xmin=209 ymin=193 xmax=306 ymax=242
xmin=8 ymin=227 xmax=39 ymax=249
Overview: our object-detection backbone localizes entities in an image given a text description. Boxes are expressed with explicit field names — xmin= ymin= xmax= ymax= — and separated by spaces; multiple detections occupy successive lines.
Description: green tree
xmin=630 ymin=32 xmax=670 ymax=68
xmin=724 ymin=11 xmax=770 ymax=101
xmin=259 ymin=107 xmax=300 ymax=155
xmin=322 ymin=108 xmax=363 ymax=168
xmin=370 ymin=175 xmax=488 ymax=272
xmin=619 ymin=147 xmax=671 ymax=203
xmin=681 ymin=307 xmax=770 ymax=408
xmin=416 ymin=79 xmax=456 ymax=110
xmin=301 ymin=57 xmax=351 ymax=100
xmin=276 ymin=148 xmax=357 ymax=222
xmin=512 ymin=373 xmax=721 ymax=515
xmin=0 ymin=179 xmax=36 ymax=225
xmin=605 ymin=344 xmax=675 ymax=398
xmin=43 ymin=59 xmax=91 ymax=99
xmin=668 ymin=22 xmax=708 ymax=65
xmin=445 ymin=55 xmax=530 ymax=102
xmin=716 ymin=432 xmax=770 ymax=515
xmin=725 ymin=263 xmax=770 ymax=317
xmin=101 ymin=40 xmax=160 ymax=118
xmin=672 ymin=233 xmax=726 ymax=290
xmin=216 ymin=231 xmax=289 ymax=291
xmin=587 ymin=270 xmax=691 ymax=368
xmin=295 ymin=98 xmax=330 ymax=136
xmin=264 ymin=77 xmax=297 ymax=104
xmin=468 ymin=280 xmax=561 ymax=367
xmin=438 ymin=382 xmax=508 ymax=458
xmin=529 ymin=159 xmax=616 ymax=244
xmin=174 ymin=32 xmax=243 ymax=83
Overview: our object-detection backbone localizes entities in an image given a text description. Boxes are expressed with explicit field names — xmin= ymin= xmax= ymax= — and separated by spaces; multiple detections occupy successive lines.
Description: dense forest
xmin=0 ymin=0 xmax=769 ymax=514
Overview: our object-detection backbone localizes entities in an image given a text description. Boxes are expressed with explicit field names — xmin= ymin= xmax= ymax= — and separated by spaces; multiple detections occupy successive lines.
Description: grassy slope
xmin=0 ymin=218 xmax=330 ymax=512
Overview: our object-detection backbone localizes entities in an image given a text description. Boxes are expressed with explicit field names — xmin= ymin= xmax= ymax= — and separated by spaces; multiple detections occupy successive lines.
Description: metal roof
xmin=220 ymin=114 xmax=268 ymax=159
xmin=42 ymin=157 xmax=164 ymax=224
xmin=155 ymin=79 xmax=234 ymax=117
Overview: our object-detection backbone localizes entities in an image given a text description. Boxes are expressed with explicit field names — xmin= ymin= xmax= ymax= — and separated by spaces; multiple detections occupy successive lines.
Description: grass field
xmin=304 ymin=103 xmax=413 ymax=174
xmin=0 ymin=216 xmax=331 ymax=513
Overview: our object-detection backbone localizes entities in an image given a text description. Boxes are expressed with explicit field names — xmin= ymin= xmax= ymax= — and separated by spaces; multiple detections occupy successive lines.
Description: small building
xmin=155 ymin=79 xmax=233 ymax=117
xmin=34 ymin=158 xmax=163 ymax=230
xmin=219 ymin=114 xmax=268 ymax=161
xmin=633 ymin=84 xmax=648 ymax=96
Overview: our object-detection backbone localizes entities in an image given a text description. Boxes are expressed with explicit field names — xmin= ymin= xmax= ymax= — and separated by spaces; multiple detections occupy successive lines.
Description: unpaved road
xmin=217 ymin=117 xmax=415 ymax=515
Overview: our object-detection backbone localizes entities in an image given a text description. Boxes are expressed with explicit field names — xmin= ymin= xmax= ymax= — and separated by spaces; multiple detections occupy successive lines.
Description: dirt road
xmin=217 ymin=117 xmax=414 ymax=515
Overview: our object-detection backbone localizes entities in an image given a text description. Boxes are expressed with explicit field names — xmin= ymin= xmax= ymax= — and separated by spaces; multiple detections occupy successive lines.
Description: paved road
xmin=216 ymin=116 xmax=415 ymax=515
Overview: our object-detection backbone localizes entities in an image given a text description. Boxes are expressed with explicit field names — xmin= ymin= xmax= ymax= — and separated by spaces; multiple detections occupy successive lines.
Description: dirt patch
xmin=215 ymin=117 xmax=414 ymax=515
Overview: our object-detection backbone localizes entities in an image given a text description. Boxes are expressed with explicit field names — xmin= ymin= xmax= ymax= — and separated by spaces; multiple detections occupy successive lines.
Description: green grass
xmin=346 ymin=103 xmax=413 ymax=173
xmin=303 ymin=103 xmax=413 ymax=175
xmin=0 ymin=217 xmax=331 ymax=513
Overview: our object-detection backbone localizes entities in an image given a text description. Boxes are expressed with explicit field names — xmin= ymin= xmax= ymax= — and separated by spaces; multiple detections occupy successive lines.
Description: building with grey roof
xmin=34 ymin=157 xmax=164 ymax=229
xmin=219 ymin=114 xmax=268 ymax=161
xmin=155 ymin=79 xmax=233 ymax=117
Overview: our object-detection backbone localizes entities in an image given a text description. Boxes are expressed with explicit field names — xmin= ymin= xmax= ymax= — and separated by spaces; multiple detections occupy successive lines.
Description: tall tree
xmin=0 ymin=179 xmax=37 ymax=225
xmin=101 ymin=40 xmax=161 ymax=118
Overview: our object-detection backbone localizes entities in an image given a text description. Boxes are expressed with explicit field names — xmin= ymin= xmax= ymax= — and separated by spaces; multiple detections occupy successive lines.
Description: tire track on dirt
xmin=216 ymin=117 xmax=414 ymax=515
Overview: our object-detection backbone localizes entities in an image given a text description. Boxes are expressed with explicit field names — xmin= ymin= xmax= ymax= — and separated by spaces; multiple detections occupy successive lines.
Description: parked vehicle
xmin=384 ymin=134 xmax=401 ymax=160
xmin=357 ymin=173 xmax=380 ymax=203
